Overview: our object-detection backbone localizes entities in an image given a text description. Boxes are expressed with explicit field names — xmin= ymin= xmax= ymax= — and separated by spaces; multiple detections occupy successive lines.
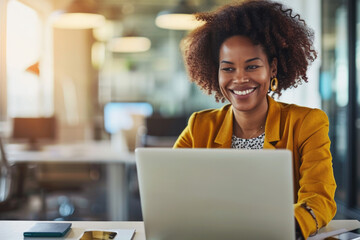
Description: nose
xmin=233 ymin=69 xmax=249 ymax=83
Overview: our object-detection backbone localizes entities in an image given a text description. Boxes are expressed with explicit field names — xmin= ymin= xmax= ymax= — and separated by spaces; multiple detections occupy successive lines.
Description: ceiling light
xmin=52 ymin=0 xmax=105 ymax=29
xmin=155 ymin=0 xmax=204 ymax=30
xmin=93 ymin=20 xmax=117 ymax=42
xmin=107 ymin=37 xmax=151 ymax=53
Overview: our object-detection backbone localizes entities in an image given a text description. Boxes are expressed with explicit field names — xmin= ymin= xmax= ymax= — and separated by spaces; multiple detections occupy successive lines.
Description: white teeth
xmin=233 ymin=88 xmax=255 ymax=96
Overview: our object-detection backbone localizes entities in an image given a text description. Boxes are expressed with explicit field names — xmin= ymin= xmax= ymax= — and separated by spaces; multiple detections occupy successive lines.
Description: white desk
xmin=0 ymin=221 xmax=145 ymax=240
xmin=0 ymin=220 xmax=359 ymax=240
xmin=5 ymin=141 xmax=135 ymax=221
xmin=308 ymin=219 xmax=360 ymax=240
xmin=6 ymin=141 xmax=135 ymax=164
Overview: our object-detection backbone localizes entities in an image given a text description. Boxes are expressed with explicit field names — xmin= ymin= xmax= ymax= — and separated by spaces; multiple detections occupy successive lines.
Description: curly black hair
xmin=181 ymin=0 xmax=317 ymax=102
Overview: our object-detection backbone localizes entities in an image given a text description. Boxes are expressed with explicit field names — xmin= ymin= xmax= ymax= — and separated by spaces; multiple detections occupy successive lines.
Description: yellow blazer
xmin=174 ymin=96 xmax=337 ymax=239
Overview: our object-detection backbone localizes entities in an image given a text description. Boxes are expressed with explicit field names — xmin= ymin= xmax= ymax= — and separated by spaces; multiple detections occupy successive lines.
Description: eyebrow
xmin=220 ymin=57 xmax=262 ymax=64
xmin=220 ymin=60 xmax=234 ymax=64
xmin=245 ymin=57 xmax=262 ymax=63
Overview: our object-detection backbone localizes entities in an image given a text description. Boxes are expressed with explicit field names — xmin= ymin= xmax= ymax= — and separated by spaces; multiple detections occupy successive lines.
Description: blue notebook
xmin=23 ymin=222 xmax=72 ymax=237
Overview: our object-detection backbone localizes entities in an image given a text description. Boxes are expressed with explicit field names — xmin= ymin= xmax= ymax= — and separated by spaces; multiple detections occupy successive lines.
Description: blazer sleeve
xmin=173 ymin=112 xmax=197 ymax=148
xmin=295 ymin=109 xmax=337 ymax=239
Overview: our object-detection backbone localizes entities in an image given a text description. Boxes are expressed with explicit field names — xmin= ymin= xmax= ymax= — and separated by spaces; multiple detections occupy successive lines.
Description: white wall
xmin=0 ymin=0 xmax=7 ymax=122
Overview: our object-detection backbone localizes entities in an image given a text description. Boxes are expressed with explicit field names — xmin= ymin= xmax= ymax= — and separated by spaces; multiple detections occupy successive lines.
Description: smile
xmin=232 ymin=88 xmax=256 ymax=96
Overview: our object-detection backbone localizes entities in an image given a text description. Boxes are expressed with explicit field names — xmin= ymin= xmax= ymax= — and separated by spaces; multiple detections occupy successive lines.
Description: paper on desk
xmin=78 ymin=229 xmax=135 ymax=240
xmin=308 ymin=220 xmax=360 ymax=240
xmin=307 ymin=228 xmax=347 ymax=240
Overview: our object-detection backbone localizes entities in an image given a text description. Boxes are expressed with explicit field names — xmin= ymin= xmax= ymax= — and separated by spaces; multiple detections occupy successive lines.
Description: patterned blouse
xmin=231 ymin=133 xmax=265 ymax=149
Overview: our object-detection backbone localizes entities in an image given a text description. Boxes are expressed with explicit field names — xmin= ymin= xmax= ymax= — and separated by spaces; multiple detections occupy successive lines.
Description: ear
xmin=270 ymin=58 xmax=278 ymax=77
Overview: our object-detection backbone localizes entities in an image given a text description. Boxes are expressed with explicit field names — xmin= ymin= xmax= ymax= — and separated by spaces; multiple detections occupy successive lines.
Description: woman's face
xmin=218 ymin=35 xmax=277 ymax=113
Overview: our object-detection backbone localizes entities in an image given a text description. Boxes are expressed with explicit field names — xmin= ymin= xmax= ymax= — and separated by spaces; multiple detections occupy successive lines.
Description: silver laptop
xmin=135 ymin=148 xmax=294 ymax=240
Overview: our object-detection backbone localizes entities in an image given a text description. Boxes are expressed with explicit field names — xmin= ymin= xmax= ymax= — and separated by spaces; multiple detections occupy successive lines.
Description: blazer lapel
xmin=264 ymin=96 xmax=281 ymax=149
xmin=214 ymin=105 xmax=233 ymax=148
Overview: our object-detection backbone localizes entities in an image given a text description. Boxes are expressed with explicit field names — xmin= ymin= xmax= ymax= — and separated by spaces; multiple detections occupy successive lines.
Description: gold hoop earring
xmin=270 ymin=77 xmax=278 ymax=92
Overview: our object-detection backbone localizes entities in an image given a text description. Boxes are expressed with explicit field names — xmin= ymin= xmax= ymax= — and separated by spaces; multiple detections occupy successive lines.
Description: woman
xmin=174 ymin=0 xmax=337 ymax=239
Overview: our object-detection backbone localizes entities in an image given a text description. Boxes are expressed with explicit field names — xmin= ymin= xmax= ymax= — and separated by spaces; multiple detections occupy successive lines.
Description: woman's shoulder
xmin=190 ymin=104 xmax=232 ymax=120
xmin=275 ymin=100 xmax=328 ymax=120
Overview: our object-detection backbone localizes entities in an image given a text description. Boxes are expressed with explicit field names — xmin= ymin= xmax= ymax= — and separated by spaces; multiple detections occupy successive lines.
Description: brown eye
xmin=246 ymin=65 xmax=259 ymax=70
xmin=221 ymin=67 xmax=234 ymax=72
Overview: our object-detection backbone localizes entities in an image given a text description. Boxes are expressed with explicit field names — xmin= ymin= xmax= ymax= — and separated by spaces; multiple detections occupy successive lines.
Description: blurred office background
xmin=0 ymin=0 xmax=359 ymax=221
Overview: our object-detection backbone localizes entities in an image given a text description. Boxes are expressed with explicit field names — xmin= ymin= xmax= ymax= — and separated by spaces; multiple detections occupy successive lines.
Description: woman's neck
xmin=232 ymin=99 xmax=269 ymax=139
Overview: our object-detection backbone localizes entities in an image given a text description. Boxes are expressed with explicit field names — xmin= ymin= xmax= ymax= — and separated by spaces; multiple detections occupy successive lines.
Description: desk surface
xmin=0 ymin=221 xmax=145 ymax=240
xmin=0 ymin=220 xmax=359 ymax=240
xmin=6 ymin=141 xmax=135 ymax=164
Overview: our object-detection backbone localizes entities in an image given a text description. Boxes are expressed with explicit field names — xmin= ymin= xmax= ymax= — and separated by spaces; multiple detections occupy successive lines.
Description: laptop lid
xmin=135 ymin=148 xmax=295 ymax=240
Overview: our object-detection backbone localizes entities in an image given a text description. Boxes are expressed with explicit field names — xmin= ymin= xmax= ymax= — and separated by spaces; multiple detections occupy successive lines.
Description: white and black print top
xmin=231 ymin=133 xmax=265 ymax=150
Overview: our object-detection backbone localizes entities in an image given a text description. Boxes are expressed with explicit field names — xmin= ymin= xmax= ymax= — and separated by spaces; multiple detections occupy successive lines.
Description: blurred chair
xmin=0 ymin=137 xmax=20 ymax=211
xmin=139 ymin=115 xmax=188 ymax=147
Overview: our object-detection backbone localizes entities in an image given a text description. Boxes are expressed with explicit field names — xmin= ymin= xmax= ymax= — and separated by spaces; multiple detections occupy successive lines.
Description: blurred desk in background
xmin=5 ymin=141 xmax=135 ymax=221
xmin=6 ymin=141 xmax=134 ymax=164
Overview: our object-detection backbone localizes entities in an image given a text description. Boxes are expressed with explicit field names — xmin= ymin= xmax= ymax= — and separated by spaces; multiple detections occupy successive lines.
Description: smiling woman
xmin=174 ymin=1 xmax=337 ymax=239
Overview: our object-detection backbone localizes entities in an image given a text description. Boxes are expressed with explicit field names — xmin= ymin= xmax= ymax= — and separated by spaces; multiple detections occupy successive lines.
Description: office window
xmin=6 ymin=0 xmax=42 ymax=117
xmin=356 ymin=0 xmax=360 ymax=209
xmin=321 ymin=0 xmax=348 ymax=204
xmin=322 ymin=0 xmax=360 ymax=218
